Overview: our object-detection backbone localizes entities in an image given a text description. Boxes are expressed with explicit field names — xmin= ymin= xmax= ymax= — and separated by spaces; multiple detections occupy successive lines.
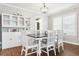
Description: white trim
xmin=64 ymin=41 xmax=79 ymax=46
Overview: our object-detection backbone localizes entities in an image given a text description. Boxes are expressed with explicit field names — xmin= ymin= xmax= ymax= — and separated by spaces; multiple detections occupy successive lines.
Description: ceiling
xmin=5 ymin=3 xmax=79 ymax=15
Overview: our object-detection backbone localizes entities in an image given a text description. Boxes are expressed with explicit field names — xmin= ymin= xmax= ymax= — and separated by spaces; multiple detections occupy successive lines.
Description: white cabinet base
xmin=2 ymin=32 xmax=21 ymax=49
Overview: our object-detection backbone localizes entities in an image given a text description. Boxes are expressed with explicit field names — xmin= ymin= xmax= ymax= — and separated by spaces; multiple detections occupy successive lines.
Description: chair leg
xmin=25 ymin=49 xmax=27 ymax=56
xmin=21 ymin=49 xmax=23 ymax=56
xmin=47 ymin=51 xmax=49 ymax=56
xmin=54 ymin=48 xmax=56 ymax=56
xmin=62 ymin=43 xmax=64 ymax=51
xmin=58 ymin=46 xmax=60 ymax=53
xmin=47 ymin=47 xmax=49 ymax=56
xmin=21 ymin=47 xmax=25 ymax=56
xmin=37 ymin=51 xmax=39 ymax=56
xmin=37 ymin=47 xmax=39 ymax=56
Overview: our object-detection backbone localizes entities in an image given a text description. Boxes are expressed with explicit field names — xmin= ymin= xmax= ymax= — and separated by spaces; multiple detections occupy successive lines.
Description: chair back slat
xmin=47 ymin=30 xmax=56 ymax=44
xmin=57 ymin=30 xmax=64 ymax=43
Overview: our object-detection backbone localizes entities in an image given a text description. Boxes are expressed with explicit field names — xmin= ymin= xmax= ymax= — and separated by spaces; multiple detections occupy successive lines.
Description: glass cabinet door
xmin=19 ymin=17 xmax=24 ymax=26
xmin=11 ymin=16 xmax=18 ymax=26
xmin=3 ymin=15 xmax=10 ymax=26
xmin=3 ymin=15 xmax=10 ymax=20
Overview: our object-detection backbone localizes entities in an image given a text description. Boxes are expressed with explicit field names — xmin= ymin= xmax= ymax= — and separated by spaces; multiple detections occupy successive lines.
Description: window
xmin=63 ymin=13 xmax=77 ymax=35
xmin=53 ymin=13 xmax=77 ymax=36
xmin=53 ymin=16 xmax=62 ymax=30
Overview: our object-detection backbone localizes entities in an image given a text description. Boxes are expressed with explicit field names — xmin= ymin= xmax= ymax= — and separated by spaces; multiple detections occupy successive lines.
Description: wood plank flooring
xmin=0 ymin=46 xmax=21 ymax=56
xmin=0 ymin=43 xmax=79 ymax=56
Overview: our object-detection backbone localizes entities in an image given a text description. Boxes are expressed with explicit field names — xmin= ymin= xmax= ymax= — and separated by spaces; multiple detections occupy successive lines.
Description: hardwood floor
xmin=60 ymin=43 xmax=79 ymax=56
xmin=0 ymin=46 xmax=21 ymax=56
xmin=0 ymin=43 xmax=79 ymax=56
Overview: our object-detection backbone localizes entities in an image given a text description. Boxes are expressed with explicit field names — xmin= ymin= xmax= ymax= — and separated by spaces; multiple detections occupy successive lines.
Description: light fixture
xmin=40 ymin=3 xmax=48 ymax=14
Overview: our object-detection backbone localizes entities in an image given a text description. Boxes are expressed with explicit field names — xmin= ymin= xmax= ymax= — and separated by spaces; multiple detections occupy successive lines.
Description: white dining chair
xmin=41 ymin=30 xmax=56 ymax=56
xmin=57 ymin=30 xmax=64 ymax=53
xmin=21 ymin=31 xmax=39 ymax=56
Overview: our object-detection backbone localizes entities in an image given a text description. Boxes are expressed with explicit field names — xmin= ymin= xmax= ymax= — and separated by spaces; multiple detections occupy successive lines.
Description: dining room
xmin=0 ymin=3 xmax=79 ymax=56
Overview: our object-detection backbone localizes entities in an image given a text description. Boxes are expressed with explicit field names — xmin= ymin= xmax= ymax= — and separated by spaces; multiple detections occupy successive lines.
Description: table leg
xmin=38 ymin=38 xmax=42 ymax=56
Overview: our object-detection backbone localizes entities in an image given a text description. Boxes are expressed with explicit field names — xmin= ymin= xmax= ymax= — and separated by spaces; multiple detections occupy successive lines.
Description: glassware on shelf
xmin=10 ymin=28 xmax=19 ymax=32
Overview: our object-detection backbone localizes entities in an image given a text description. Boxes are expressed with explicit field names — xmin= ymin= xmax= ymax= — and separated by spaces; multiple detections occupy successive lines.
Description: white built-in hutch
xmin=1 ymin=13 xmax=30 ymax=49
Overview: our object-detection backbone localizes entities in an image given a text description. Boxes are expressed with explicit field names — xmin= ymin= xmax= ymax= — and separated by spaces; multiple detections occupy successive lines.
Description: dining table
xmin=27 ymin=33 xmax=47 ymax=56
xmin=27 ymin=33 xmax=58 ymax=56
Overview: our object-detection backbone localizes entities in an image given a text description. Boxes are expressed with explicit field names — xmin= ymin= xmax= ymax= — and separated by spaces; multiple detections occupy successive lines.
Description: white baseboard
xmin=64 ymin=41 xmax=79 ymax=46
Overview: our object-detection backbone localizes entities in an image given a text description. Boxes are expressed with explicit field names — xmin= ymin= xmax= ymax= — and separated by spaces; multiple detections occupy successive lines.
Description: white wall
xmin=48 ymin=16 xmax=53 ymax=30
xmin=42 ymin=16 xmax=48 ymax=31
